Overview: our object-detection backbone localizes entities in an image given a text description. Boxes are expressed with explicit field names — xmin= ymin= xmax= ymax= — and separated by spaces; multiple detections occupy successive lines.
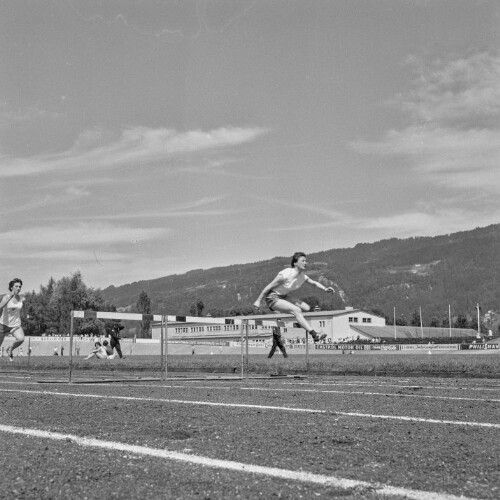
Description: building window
xmin=319 ymin=321 xmax=325 ymax=327
xmin=362 ymin=318 xmax=372 ymax=324
xmin=348 ymin=317 xmax=358 ymax=323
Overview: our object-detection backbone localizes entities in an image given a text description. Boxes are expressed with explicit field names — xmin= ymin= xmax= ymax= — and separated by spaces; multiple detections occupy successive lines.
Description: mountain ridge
xmin=100 ymin=224 xmax=500 ymax=325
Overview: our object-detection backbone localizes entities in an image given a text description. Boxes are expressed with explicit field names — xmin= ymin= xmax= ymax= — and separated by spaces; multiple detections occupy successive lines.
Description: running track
xmin=0 ymin=372 xmax=498 ymax=499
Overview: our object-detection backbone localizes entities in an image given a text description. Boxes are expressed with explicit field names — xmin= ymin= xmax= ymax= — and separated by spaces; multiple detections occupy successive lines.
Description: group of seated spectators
xmin=85 ymin=340 xmax=116 ymax=360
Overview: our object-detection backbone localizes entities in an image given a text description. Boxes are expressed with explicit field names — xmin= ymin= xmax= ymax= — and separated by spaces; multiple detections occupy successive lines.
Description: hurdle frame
xmin=69 ymin=310 xmax=319 ymax=383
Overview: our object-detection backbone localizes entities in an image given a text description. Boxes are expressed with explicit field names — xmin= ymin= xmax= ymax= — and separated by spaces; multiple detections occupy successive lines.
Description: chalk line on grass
xmin=1 ymin=387 xmax=499 ymax=428
xmin=0 ymin=424 xmax=479 ymax=500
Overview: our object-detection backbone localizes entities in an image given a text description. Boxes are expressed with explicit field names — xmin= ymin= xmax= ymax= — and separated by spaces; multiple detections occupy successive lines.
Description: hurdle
xmin=68 ymin=310 xmax=275 ymax=383
xmin=68 ymin=310 xmax=318 ymax=383
xmin=69 ymin=310 xmax=164 ymax=383
xmin=235 ymin=313 xmax=320 ymax=375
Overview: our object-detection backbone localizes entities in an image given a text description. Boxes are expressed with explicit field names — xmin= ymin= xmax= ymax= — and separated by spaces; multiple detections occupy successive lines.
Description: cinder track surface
xmin=0 ymin=372 xmax=499 ymax=499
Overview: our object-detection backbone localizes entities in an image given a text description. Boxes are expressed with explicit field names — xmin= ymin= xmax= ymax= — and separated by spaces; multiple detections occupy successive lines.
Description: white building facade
xmin=151 ymin=307 xmax=386 ymax=343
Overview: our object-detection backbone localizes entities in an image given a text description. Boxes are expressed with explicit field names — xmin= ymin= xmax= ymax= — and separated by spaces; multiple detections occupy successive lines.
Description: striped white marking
xmin=76 ymin=381 xmax=500 ymax=404
xmin=2 ymin=379 xmax=499 ymax=404
xmin=286 ymin=381 xmax=500 ymax=392
xmin=0 ymin=424 xmax=478 ymax=500
xmin=242 ymin=386 xmax=500 ymax=404
xmin=1 ymin=388 xmax=499 ymax=428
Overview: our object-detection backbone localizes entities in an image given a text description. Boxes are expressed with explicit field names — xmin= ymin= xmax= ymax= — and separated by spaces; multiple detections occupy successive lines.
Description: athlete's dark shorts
xmin=0 ymin=323 xmax=15 ymax=335
xmin=265 ymin=292 xmax=287 ymax=311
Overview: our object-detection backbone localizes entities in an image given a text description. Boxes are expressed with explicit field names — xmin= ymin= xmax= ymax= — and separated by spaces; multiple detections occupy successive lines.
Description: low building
xmin=151 ymin=307 xmax=386 ymax=343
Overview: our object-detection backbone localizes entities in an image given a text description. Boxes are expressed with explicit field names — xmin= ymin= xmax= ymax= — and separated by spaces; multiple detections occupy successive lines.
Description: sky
xmin=1 ymin=0 xmax=499 ymax=291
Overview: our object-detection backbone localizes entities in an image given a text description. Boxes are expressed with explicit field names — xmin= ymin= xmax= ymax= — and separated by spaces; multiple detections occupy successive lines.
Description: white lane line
xmin=129 ymin=383 xmax=500 ymax=404
xmin=284 ymin=381 xmax=500 ymax=392
xmin=0 ymin=424 xmax=479 ymax=500
xmin=40 ymin=380 xmax=499 ymax=404
xmin=1 ymin=387 xmax=499 ymax=428
xmin=2 ymin=378 xmax=500 ymax=401
xmin=241 ymin=386 xmax=500 ymax=404
xmin=2 ymin=378 xmax=500 ymax=404
xmin=0 ymin=388 xmax=321 ymax=413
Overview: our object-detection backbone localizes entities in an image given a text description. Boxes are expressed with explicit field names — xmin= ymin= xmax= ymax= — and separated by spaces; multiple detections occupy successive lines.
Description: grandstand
xmin=350 ymin=325 xmax=478 ymax=342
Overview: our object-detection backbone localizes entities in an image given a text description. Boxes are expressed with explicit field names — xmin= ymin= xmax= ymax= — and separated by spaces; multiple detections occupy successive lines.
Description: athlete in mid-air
xmin=253 ymin=252 xmax=334 ymax=343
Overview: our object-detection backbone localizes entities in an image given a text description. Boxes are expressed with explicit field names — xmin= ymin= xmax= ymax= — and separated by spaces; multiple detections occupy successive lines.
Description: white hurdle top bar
xmin=72 ymin=311 xmax=164 ymax=322
xmin=71 ymin=310 xmax=295 ymax=327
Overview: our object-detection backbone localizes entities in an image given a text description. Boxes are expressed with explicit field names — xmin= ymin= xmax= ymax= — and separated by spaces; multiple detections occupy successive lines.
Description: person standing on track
xmin=268 ymin=327 xmax=288 ymax=358
xmin=253 ymin=252 xmax=334 ymax=343
xmin=0 ymin=278 xmax=26 ymax=362
xmin=109 ymin=325 xmax=124 ymax=359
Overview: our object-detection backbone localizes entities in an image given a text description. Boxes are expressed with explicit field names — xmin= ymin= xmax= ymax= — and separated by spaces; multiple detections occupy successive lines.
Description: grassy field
xmin=4 ymin=350 xmax=500 ymax=379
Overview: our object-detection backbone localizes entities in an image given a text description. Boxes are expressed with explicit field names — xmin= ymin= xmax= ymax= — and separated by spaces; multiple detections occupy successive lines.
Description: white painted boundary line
xmin=0 ymin=424 xmax=478 ymax=500
xmin=242 ymin=387 xmax=500 ymax=404
xmin=287 ymin=381 xmax=500 ymax=392
xmin=1 ymin=380 xmax=499 ymax=404
xmin=1 ymin=388 xmax=499 ymax=429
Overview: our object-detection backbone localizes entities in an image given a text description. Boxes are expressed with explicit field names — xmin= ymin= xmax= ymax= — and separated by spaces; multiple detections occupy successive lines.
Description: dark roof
xmin=350 ymin=325 xmax=477 ymax=340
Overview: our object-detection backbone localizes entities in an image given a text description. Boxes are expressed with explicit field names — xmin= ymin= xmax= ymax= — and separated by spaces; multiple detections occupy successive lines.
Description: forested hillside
xmin=101 ymin=224 xmax=500 ymax=327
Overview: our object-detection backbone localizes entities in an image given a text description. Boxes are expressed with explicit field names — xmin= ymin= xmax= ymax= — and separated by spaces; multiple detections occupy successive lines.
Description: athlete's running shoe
xmin=309 ymin=331 xmax=327 ymax=342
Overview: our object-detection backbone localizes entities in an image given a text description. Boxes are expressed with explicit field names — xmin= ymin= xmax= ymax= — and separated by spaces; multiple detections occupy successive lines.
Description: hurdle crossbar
xmin=69 ymin=310 xmax=315 ymax=381
xmin=73 ymin=310 xmax=284 ymax=327
xmin=73 ymin=310 xmax=163 ymax=322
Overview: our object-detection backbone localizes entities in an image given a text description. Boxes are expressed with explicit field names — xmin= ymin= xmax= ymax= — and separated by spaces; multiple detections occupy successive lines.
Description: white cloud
xmin=0 ymin=102 xmax=60 ymax=131
xmin=258 ymin=194 xmax=500 ymax=241
xmin=351 ymin=52 xmax=500 ymax=193
xmin=0 ymin=222 xmax=169 ymax=249
xmin=400 ymin=52 xmax=500 ymax=126
xmin=0 ymin=126 xmax=268 ymax=178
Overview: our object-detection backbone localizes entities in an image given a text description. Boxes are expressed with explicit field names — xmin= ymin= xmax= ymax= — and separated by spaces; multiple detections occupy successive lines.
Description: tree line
xmin=19 ymin=272 xmax=498 ymax=338
xmin=20 ymin=272 xmax=154 ymax=338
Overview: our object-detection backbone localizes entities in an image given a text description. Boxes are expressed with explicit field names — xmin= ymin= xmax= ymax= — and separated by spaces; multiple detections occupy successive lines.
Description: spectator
xmin=109 ymin=325 xmax=124 ymax=359
xmin=268 ymin=327 xmax=288 ymax=358
xmin=102 ymin=340 xmax=115 ymax=359
xmin=85 ymin=342 xmax=108 ymax=360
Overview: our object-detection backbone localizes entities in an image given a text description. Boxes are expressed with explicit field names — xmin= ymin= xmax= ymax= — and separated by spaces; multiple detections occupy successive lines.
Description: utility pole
xmin=419 ymin=307 xmax=424 ymax=339
xmin=448 ymin=304 xmax=452 ymax=338
xmin=476 ymin=303 xmax=481 ymax=339
xmin=393 ymin=306 xmax=397 ymax=340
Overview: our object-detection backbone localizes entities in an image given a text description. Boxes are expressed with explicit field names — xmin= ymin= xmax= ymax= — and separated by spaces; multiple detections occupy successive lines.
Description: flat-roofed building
xmin=151 ymin=307 xmax=386 ymax=343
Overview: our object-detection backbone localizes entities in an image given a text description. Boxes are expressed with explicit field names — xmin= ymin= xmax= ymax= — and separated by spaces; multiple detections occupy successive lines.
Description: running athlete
xmin=0 ymin=278 xmax=26 ymax=361
xmin=253 ymin=252 xmax=333 ymax=342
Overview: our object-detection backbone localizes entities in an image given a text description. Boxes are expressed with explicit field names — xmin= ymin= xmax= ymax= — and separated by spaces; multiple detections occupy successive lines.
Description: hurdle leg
xmin=305 ymin=328 xmax=309 ymax=374
xmin=69 ymin=312 xmax=74 ymax=383
xmin=240 ymin=320 xmax=245 ymax=378
xmin=163 ymin=316 xmax=168 ymax=381
xmin=245 ymin=320 xmax=249 ymax=379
